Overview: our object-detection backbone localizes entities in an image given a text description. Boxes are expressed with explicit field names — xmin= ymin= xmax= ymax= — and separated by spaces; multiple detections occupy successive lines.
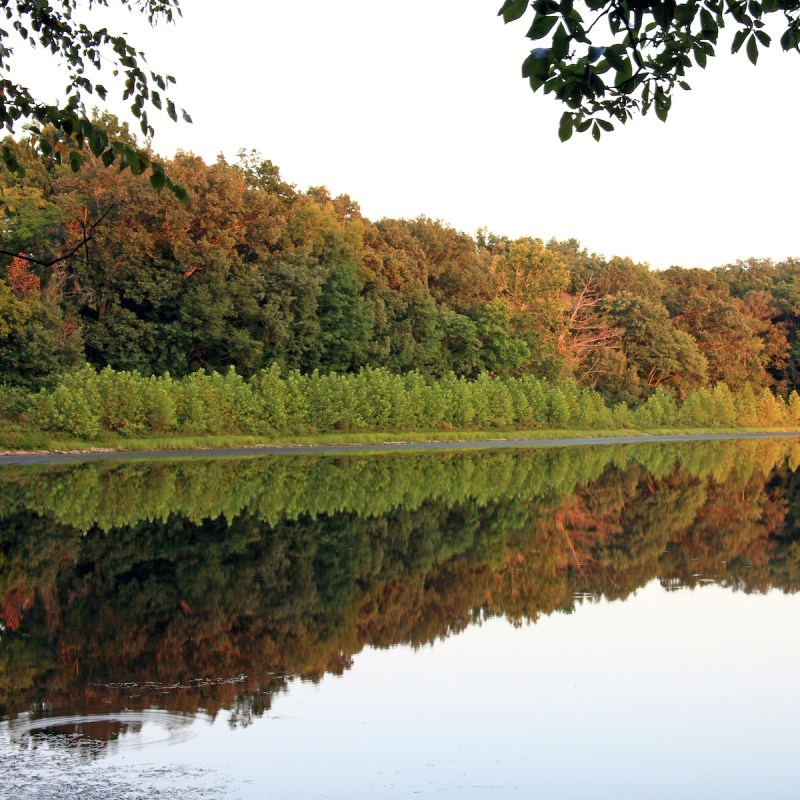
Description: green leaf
xmin=89 ymin=129 xmax=107 ymax=158
xmin=525 ymin=52 xmax=551 ymax=88
xmin=552 ymin=23 xmax=569 ymax=60
xmin=746 ymin=33 xmax=759 ymax=64
xmin=614 ymin=59 xmax=633 ymax=88
xmin=150 ymin=169 xmax=166 ymax=192
xmin=172 ymin=184 xmax=189 ymax=204
xmin=523 ymin=50 xmax=551 ymax=80
xmin=565 ymin=16 xmax=587 ymax=42
xmin=755 ymin=30 xmax=771 ymax=47
xmin=654 ymin=89 xmax=671 ymax=122
xmin=69 ymin=150 xmax=83 ymax=172
xmin=699 ymin=8 xmax=718 ymax=36
xmin=779 ymin=27 xmax=798 ymax=51
xmin=526 ymin=14 xmax=558 ymax=39
xmin=498 ymin=0 xmax=529 ymax=23
xmin=125 ymin=148 xmax=147 ymax=176
xmin=101 ymin=149 xmax=115 ymax=168
xmin=693 ymin=43 xmax=708 ymax=66
xmin=731 ymin=29 xmax=748 ymax=53
xmin=558 ymin=111 xmax=574 ymax=141
xmin=591 ymin=121 xmax=601 ymax=141
xmin=596 ymin=118 xmax=614 ymax=131
xmin=675 ymin=3 xmax=698 ymax=24
xmin=728 ymin=1 xmax=750 ymax=24
xmin=604 ymin=45 xmax=626 ymax=71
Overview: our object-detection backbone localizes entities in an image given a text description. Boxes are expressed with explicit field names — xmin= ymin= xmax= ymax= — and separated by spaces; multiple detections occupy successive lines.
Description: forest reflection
xmin=2 ymin=439 xmax=800 ymax=737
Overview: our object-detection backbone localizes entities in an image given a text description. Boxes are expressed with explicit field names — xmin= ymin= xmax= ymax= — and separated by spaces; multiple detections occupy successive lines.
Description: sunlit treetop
xmin=0 ymin=0 xmax=191 ymax=197
xmin=499 ymin=0 xmax=800 ymax=141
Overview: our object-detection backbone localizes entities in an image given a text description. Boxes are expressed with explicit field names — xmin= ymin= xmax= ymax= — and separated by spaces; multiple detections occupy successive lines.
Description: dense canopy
xmin=0 ymin=124 xmax=798 ymax=410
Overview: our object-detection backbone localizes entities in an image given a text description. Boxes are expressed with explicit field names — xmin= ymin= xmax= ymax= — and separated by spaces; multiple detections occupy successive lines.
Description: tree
xmin=491 ymin=236 xmax=570 ymax=377
xmin=317 ymin=264 xmax=373 ymax=373
xmin=661 ymin=267 xmax=770 ymax=389
xmin=0 ymin=0 xmax=190 ymax=195
xmin=0 ymin=257 xmax=83 ymax=388
xmin=499 ymin=0 xmax=800 ymax=140
xmin=601 ymin=291 xmax=708 ymax=394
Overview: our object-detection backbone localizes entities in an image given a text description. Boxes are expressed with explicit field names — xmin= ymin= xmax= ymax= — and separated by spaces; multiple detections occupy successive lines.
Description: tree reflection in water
xmin=2 ymin=439 xmax=800 ymax=740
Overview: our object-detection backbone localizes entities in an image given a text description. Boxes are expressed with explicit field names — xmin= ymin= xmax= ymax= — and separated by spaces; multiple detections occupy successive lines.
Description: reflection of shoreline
xmin=1 ymin=440 xmax=799 ymax=729
xmin=2 ymin=429 xmax=800 ymax=467
xmin=0 ymin=437 xmax=795 ymax=533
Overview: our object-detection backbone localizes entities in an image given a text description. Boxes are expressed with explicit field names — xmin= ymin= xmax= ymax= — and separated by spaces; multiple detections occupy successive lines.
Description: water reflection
xmin=1 ymin=439 xmax=800 ymax=753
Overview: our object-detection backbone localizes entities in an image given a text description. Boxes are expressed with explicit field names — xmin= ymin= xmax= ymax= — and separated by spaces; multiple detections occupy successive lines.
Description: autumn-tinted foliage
xmin=1 ymin=124 xmax=799 ymax=416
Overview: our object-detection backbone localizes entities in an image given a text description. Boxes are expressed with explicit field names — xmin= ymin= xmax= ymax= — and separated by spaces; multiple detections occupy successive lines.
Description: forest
xmin=2 ymin=114 xmax=800 ymax=436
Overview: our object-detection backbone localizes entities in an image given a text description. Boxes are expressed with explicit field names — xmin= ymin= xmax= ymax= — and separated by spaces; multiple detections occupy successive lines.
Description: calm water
xmin=2 ymin=440 xmax=800 ymax=798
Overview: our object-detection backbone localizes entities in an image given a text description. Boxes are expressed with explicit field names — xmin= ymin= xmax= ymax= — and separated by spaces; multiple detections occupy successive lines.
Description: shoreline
xmin=1 ymin=428 xmax=799 ymax=466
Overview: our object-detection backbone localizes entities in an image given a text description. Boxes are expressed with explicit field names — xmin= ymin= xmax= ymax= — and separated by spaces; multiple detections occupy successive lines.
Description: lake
xmin=2 ymin=439 xmax=800 ymax=798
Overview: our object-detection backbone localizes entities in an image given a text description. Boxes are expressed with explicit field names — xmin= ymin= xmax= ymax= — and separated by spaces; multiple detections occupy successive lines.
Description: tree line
xmin=2 ymin=114 xmax=800 ymax=416
xmin=18 ymin=362 xmax=800 ymax=439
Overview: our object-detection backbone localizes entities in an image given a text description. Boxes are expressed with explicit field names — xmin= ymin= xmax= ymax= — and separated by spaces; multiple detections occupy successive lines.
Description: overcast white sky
xmin=18 ymin=0 xmax=800 ymax=269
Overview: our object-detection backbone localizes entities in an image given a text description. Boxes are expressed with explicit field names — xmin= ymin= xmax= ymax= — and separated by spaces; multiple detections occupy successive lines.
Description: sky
xmin=14 ymin=0 xmax=800 ymax=269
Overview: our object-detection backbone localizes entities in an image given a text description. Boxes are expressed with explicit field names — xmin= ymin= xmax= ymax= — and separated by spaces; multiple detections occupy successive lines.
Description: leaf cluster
xmin=499 ymin=0 xmax=800 ymax=138
xmin=0 ymin=1 xmax=190 ymax=196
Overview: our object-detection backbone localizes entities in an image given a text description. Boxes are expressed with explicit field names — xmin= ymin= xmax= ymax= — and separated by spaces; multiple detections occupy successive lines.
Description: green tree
xmin=318 ymin=264 xmax=373 ymax=373
xmin=602 ymin=292 xmax=708 ymax=395
xmin=475 ymin=299 xmax=531 ymax=375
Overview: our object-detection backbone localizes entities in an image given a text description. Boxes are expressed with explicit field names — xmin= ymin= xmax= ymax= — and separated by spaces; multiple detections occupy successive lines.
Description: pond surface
xmin=2 ymin=439 xmax=800 ymax=798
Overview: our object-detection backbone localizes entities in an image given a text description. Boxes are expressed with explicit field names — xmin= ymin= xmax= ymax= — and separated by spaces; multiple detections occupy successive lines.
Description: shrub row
xmin=18 ymin=364 xmax=800 ymax=439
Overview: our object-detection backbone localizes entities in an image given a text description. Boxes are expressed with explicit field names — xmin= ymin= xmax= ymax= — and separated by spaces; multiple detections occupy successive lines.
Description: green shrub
xmin=633 ymin=388 xmax=678 ymax=427
xmin=22 ymin=366 xmax=792 ymax=441
xmin=0 ymin=384 xmax=33 ymax=421
xmin=28 ymin=382 xmax=101 ymax=438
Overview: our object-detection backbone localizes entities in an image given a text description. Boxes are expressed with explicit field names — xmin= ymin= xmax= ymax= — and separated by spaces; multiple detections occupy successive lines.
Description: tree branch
xmin=0 ymin=203 xmax=115 ymax=268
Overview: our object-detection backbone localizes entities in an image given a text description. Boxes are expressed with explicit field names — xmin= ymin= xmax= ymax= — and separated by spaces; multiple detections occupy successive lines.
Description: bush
xmin=635 ymin=388 xmax=678 ymax=428
xmin=20 ymin=366 xmax=792 ymax=440
xmin=0 ymin=384 xmax=33 ymax=421
xmin=28 ymin=382 xmax=101 ymax=438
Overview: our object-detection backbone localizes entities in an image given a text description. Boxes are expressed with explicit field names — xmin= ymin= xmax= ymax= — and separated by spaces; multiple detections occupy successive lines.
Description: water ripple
xmin=8 ymin=709 xmax=200 ymax=751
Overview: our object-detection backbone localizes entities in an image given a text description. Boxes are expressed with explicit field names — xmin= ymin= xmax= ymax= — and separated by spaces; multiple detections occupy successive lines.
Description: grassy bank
xmin=2 ymin=425 xmax=800 ymax=457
